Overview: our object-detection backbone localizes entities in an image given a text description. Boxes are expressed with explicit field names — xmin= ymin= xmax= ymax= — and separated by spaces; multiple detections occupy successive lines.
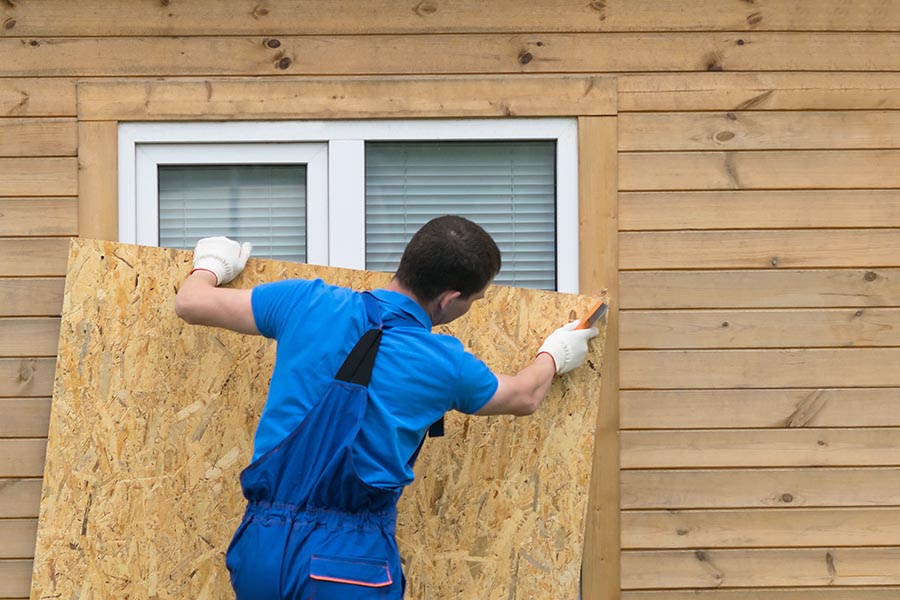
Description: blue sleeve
xmin=251 ymin=279 xmax=318 ymax=340
xmin=454 ymin=351 xmax=499 ymax=415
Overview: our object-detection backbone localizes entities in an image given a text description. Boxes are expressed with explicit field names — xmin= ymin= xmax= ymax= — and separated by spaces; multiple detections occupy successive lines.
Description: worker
xmin=174 ymin=215 xmax=599 ymax=600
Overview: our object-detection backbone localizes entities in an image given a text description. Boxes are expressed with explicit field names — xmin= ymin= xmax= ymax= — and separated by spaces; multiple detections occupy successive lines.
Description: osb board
xmin=31 ymin=239 xmax=605 ymax=600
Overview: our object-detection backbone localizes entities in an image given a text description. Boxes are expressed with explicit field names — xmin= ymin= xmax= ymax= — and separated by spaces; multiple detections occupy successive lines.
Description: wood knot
xmin=252 ymin=5 xmax=271 ymax=18
xmin=265 ymin=38 xmax=281 ymax=49
xmin=747 ymin=11 xmax=764 ymax=26
xmin=28 ymin=39 xmax=40 ymax=47
xmin=414 ymin=0 xmax=438 ymax=16
xmin=736 ymin=39 xmax=746 ymax=46
xmin=715 ymin=131 xmax=736 ymax=142
xmin=589 ymin=0 xmax=608 ymax=19
xmin=3 ymin=17 xmax=16 ymax=30
xmin=519 ymin=51 xmax=534 ymax=65
xmin=159 ymin=0 xmax=170 ymax=6
xmin=826 ymin=552 xmax=836 ymax=577
xmin=817 ymin=440 xmax=826 ymax=446
xmin=276 ymin=56 xmax=292 ymax=70
xmin=854 ymin=310 xmax=864 ymax=317
xmin=18 ymin=362 xmax=34 ymax=382
xmin=721 ymin=321 xmax=730 ymax=328
xmin=676 ymin=528 xmax=689 ymax=536
xmin=864 ymin=271 xmax=878 ymax=281
xmin=781 ymin=493 xmax=794 ymax=503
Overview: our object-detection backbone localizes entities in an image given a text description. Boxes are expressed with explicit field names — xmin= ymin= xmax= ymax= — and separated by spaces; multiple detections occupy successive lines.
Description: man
xmin=175 ymin=215 xmax=598 ymax=600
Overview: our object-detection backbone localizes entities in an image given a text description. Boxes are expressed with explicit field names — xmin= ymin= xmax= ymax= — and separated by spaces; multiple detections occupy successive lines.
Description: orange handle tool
xmin=576 ymin=300 xmax=609 ymax=330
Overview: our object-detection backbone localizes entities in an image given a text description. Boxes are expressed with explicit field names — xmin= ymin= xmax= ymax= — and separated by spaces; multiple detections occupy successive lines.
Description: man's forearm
xmin=175 ymin=271 xmax=258 ymax=334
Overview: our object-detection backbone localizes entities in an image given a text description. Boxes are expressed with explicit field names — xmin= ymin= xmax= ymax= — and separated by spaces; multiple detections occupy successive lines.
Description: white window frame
xmin=119 ymin=119 xmax=579 ymax=292
xmin=134 ymin=142 xmax=329 ymax=263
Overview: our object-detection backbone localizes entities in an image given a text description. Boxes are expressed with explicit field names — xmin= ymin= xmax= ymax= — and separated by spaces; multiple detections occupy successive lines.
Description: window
xmin=119 ymin=120 xmax=578 ymax=291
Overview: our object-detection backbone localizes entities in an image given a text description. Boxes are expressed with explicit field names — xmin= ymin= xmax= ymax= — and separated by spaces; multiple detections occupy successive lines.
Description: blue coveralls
xmin=226 ymin=293 xmax=418 ymax=599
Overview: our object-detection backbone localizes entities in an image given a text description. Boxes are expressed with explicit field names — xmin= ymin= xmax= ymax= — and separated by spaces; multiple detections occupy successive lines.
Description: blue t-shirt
xmin=250 ymin=279 xmax=498 ymax=487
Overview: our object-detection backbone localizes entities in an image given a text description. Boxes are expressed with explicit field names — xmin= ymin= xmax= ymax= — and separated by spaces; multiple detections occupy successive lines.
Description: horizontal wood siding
xmin=3 ymin=0 xmax=900 ymax=34
xmin=617 ymin=18 xmax=900 ymax=594
xmin=3 ymin=0 xmax=900 ymax=597
xmin=3 ymin=34 xmax=900 ymax=77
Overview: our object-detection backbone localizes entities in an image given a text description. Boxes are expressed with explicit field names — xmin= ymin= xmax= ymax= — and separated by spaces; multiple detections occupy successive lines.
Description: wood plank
xmin=4 ymin=34 xmax=900 ymax=77
xmin=4 ymin=0 xmax=900 ymax=34
xmin=619 ymin=73 xmax=900 ymax=112
xmin=620 ymin=389 xmax=900 ymax=429
xmin=623 ymin=507 xmax=900 ymax=549
xmin=0 ymin=399 xmax=51 ymax=438
xmin=620 ymin=111 xmax=900 ymax=151
xmin=620 ymin=150 xmax=900 ymax=191
xmin=621 ymin=308 xmax=900 ymax=349
xmin=0 ymin=440 xmax=47 ymax=477
xmin=621 ymin=348 xmax=900 ymax=389
xmin=620 ymin=269 xmax=900 ymax=309
xmin=620 ymin=190 xmax=900 ymax=231
xmin=624 ymin=589 xmax=900 ymax=600
xmin=621 ymin=547 xmax=900 ymax=589
xmin=0 ymin=359 xmax=56 ymax=397
xmin=0 ymin=279 xmax=65 ymax=317
xmin=621 ymin=428 xmax=900 ymax=469
xmin=621 ymin=467 xmax=900 ymax=509
xmin=0 ymin=118 xmax=76 ymax=157
xmin=0 ymin=238 xmax=70 ymax=277
xmin=0 ymin=158 xmax=77 ymax=196
xmin=621 ymin=229 xmax=900 ymax=270
xmin=578 ymin=116 xmax=619 ymax=600
xmin=0 ymin=559 xmax=31 ymax=598
xmin=0 ymin=78 xmax=75 ymax=117
xmin=0 ymin=520 xmax=36 ymax=559
xmin=0 ymin=198 xmax=77 ymax=236
xmin=0 ymin=480 xmax=42 ymax=519
xmin=77 ymin=75 xmax=616 ymax=121
xmin=0 ymin=319 xmax=60 ymax=357
xmin=77 ymin=121 xmax=118 ymax=240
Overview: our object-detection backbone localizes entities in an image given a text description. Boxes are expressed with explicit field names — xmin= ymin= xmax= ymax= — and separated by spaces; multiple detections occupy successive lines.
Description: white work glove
xmin=537 ymin=320 xmax=599 ymax=375
xmin=191 ymin=236 xmax=252 ymax=286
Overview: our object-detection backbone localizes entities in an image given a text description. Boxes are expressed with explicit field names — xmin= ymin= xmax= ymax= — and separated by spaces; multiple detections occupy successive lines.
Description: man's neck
xmin=384 ymin=278 xmax=435 ymax=321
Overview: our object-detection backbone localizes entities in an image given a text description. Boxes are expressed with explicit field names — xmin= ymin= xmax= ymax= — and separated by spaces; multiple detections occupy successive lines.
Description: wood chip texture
xmin=31 ymin=239 xmax=605 ymax=600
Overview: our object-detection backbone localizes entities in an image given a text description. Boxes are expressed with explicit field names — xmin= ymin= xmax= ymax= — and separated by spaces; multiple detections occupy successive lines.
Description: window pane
xmin=158 ymin=165 xmax=307 ymax=262
xmin=365 ymin=141 xmax=556 ymax=290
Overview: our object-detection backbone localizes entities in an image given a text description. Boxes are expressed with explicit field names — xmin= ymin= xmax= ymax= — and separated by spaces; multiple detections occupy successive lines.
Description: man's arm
xmin=476 ymin=321 xmax=599 ymax=417
xmin=174 ymin=236 xmax=259 ymax=335
xmin=175 ymin=270 xmax=259 ymax=335
xmin=476 ymin=353 xmax=556 ymax=416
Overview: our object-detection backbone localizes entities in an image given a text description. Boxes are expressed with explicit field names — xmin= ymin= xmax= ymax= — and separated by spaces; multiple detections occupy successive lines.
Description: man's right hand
xmin=191 ymin=236 xmax=253 ymax=286
xmin=537 ymin=320 xmax=599 ymax=375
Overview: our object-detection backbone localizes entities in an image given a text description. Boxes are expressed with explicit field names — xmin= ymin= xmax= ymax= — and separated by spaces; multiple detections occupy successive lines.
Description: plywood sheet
xmin=31 ymin=239 xmax=605 ymax=599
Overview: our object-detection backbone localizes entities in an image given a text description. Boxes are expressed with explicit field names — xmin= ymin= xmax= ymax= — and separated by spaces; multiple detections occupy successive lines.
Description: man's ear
xmin=436 ymin=290 xmax=462 ymax=311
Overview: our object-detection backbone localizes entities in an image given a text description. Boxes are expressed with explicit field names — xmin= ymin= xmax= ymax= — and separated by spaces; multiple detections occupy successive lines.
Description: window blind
xmin=365 ymin=141 xmax=557 ymax=290
xmin=158 ymin=164 xmax=307 ymax=261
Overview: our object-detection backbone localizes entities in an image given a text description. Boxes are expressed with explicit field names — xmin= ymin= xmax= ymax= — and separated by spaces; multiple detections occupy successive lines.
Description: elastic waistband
xmin=245 ymin=501 xmax=397 ymax=533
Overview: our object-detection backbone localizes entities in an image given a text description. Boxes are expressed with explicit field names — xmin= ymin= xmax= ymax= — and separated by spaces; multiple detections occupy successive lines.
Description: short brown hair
xmin=394 ymin=216 xmax=501 ymax=302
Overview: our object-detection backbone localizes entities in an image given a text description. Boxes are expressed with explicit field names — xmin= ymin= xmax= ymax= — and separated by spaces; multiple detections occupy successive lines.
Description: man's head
xmin=393 ymin=215 xmax=501 ymax=324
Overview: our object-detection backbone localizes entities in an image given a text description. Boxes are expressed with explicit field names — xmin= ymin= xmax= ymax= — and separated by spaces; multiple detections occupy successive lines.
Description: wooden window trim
xmin=75 ymin=74 xmax=619 ymax=599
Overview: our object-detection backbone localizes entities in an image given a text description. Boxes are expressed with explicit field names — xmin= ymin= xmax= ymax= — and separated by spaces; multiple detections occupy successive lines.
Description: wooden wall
xmin=3 ymin=1 xmax=900 ymax=598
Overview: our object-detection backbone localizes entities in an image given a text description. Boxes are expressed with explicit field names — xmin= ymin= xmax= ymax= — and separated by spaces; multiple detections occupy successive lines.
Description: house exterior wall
xmin=2 ymin=2 xmax=900 ymax=598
